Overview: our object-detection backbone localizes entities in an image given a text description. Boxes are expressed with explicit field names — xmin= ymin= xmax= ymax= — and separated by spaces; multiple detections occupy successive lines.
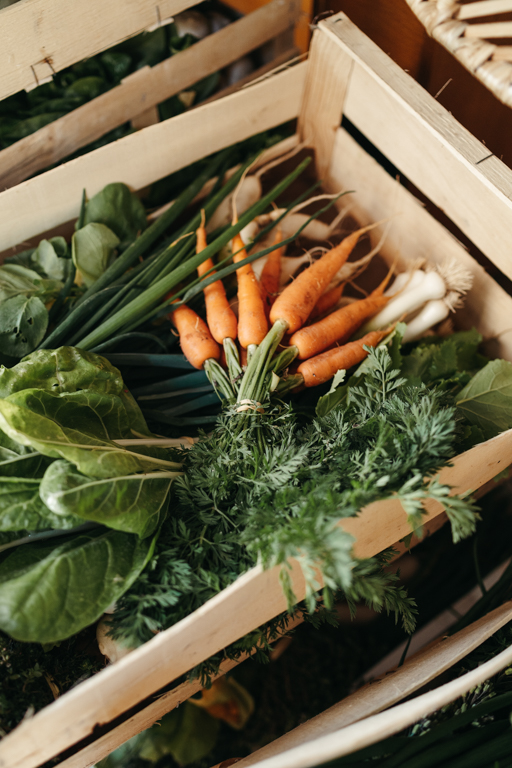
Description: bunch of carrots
xmin=169 ymin=208 xmax=395 ymax=411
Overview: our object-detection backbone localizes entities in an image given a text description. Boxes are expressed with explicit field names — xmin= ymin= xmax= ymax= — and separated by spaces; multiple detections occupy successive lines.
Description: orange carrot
xmin=170 ymin=303 xmax=221 ymax=370
xmin=196 ymin=223 xmax=237 ymax=344
xmin=297 ymin=329 xmax=391 ymax=387
xmin=259 ymin=230 xmax=284 ymax=310
xmin=289 ymin=268 xmax=394 ymax=360
xmin=270 ymin=222 xmax=379 ymax=333
xmin=232 ymin=232 xmax=268 ymax=349
xmin=309 ymin=283 xmax=345 ymax=321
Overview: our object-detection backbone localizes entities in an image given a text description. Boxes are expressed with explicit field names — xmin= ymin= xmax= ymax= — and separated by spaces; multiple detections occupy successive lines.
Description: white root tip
xmin=433 ymin=258 xmax=474 ymax=296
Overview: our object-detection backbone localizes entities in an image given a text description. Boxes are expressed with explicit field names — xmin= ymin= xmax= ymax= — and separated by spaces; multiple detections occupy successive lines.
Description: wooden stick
xmin=243 ymin=614 xmax=512 ymax=768
xmin=0 ymin=0 xmax=194 ymax=101
xmin=457 ymin=0 xmax=512 ymax=20
xmin=464 ymin=20 xmax=512 ymax=37
xmin=234 ymin=601 xmax=512 ymax=768
xmin=0 ymin=0 xmax=300 ymax=190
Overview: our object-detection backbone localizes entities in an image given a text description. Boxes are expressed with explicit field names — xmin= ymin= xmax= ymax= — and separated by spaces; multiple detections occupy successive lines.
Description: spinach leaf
xmin=0 ymin=347 xmax=124 ymax=398
xmin=4 ymin=237 xmax=69 ymax=278
xmin=0 ymin=295 xmax=48 ymax=357
xmin=0 ymin=264 xmax=43 ymax=301
xmin=72 ymin=222 xmax=120 ymax=287
xmin=30 ymin=239 xmax=68 ymax=280
xmin=40 ymin=460 xmax=174 ymax=538
xmin=0 ymin=391 xmax=173 ymax=478
xmin=0 ymin=476 xmax=82 ymax=532
xmin=0 ymin=264 xmax=62 ymax=302
xmin=83 ymin=183 xmax=147 ymax=248
xmin=0 ymin=527 xmax=155 ymax=643
xmin=0 ymin=430 xmax=52 ymax=478
xmin=455 ymin=359 xmax=512 ymax=440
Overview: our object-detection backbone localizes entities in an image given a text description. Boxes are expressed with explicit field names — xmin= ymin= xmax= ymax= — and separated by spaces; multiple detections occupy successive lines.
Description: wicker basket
xmin=405 ymin=0 xmax=512 ymax=106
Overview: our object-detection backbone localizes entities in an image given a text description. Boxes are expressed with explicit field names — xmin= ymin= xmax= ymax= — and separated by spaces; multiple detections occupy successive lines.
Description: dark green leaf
xmin=0 ymin=528 xmax=155 ymax=642
xmin=83 ymin=183 xmax=147 ymax=247
xmin=0 ymin=295 xmax=48 ymax=357
xmin=72 ymin=223 xmax=120 ymax=287
xmin=40 ymin=460 xmax=175 ymax=538
xmin=138 ymin=703 xmax=219 ymax=765
xmin=455 ymin=359 xmax=512 ymax=440
xmin=0 ymin=346 xmax=124 ymax=399
xmin=0 ymin=389 xmax=178 ymax=478
xmin=0 ymin=430 xmax=52 ymax=478
xmin=0 ymin=475 xmax=82 ymax=532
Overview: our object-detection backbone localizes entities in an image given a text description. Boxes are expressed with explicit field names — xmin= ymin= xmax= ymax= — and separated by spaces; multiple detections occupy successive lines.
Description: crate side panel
xmin=0 ymin=0 xmax=195 ymax=102
xmin=0 ymin=62 xmax=306 ymax=255
xmin=318 ymin=14 xmax=512 ymax=283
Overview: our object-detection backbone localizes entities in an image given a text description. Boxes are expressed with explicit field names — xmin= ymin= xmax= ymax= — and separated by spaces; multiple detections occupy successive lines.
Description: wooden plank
xmin=0 ymin=61 xmax=307 ymax=254
xmin=238 ymin=620 xmax=512 ymax=768
xmin=56 ymin=615 xmax=305 ymax=768
xmin=298 ymin=24 xmax=353 ymax=179
xmin=318 ymin=13 xmax=512 ymax=283
xmin=232 ymin=600 xmax=512 ymax=767
xmin=327 ymin=127 xmax=512 ymax=363
xmin=457 ymin=0 xmax=512 ymax=19
xmin=0 ymin=0 xmax=301 ymax=190
xmin=0 ymin=0 xmax=195 ymax=102
xmin=2 ymin=428 xmax=510 ymax=768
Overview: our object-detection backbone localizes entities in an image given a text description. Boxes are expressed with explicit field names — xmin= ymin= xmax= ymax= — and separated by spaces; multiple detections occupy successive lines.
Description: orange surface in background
xmin=222 ymin=0 xmax=313 ymax=52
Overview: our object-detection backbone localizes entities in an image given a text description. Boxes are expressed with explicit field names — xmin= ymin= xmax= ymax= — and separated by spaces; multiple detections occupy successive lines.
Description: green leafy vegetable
xmin=72 ymin=222 xmax=120 ymax=288
xmin=29 ymin=239 xmax=68 ymax=280
xmin=83 ymin=183 xmax=147 ymax=248
xmin=456 ymin=358 xmax=512 ymax=440
xmin=0 ymin=429 xmax=52 ymax=478
xmin=0 ymin=295 xmax=48 ymax=357
xmin=0 ymin=527 xmax=156 ymax=643
xmin=0 ymin=475 xmax=82 ymax=531
xmin=0 ymin=390 xmax=178 ymax=478
xmin=0 ymin=346 xmax=125 ymax=398
xmin=40 ymin=460 xmax=175 ymax=538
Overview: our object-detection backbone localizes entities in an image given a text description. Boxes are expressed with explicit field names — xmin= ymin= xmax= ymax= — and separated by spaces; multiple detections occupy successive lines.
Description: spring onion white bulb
xmin=240 ymin=220 xmax=259 ymax=245
xmin=363 ymin=270 xmax=447 ymax=332
xmin=207 ymin=175 xmax=262 ymax=232
xmin=384 ymin=269 xmax=425 ymax=297
xmin=402 ymin=299 xmax=451 ymax=342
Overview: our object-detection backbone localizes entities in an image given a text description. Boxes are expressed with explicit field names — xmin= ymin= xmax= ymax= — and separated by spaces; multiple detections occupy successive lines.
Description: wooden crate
xmin=0 ymin=0 xmax=301 ymax=190
xmin=2 ymin=11 xmax=512 ymax=768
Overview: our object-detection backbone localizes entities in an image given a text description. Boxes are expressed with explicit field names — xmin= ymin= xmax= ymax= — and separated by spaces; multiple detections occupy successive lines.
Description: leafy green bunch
xmin=0 ymin=347 xmax=182 ymax=644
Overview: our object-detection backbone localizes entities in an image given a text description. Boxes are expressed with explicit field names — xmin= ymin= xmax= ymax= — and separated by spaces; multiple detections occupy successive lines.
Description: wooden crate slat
xmin=317 ymin=14 xmax=512 ymax=283
xmin=0 ymin=0 xmax=300 ymax=190
xmin=297 ymin=22 xmax=353 ymax=179
xmin=231 ymin=600 xmax=512 ymax=767
xmin=0 ymin=0 xmax=197 ymax=102
xmin=0 ymin=62 xmax=307 ymax=255
xmin=2 ymin=428 xmax=511 ymax=768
